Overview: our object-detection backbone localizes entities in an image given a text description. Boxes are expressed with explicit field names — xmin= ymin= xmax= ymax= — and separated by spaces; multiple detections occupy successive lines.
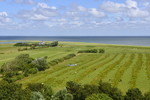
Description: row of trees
xmin=78 ymin=49 xmax=105 ymax=53
xmin=0 ymin=80 xmax=150 ymax=100
xmin=14 ymin=41 xmax=59 ymax=48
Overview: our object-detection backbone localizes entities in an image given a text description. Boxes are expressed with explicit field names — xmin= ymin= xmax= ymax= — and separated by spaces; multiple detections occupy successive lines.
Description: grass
xmin=0 ymin=41 xmax=150 ymax=93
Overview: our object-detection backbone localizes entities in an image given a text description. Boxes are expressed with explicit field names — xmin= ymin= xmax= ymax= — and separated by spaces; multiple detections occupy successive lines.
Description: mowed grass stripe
xmin=49 ymin=53 xmax=116 ymax=89
xmin=18 ymin=54 xmax=102 ymax=85
xmin=112 ymin=54 xmax=135 ymax=87
xmin=129 ymin=53 xmax=143 ymax=88
xmin=146 ymin=54 xmax=150 ymax=79
xmin=80 ymin=54 xmax=123 ymax=84
xmin=75 ymin=54 xmax=119 ymax=83
xmin=91 ymin=53 xmax=126 ymax=84
xmin=117 ymin=53 xmax=138 ymax=93
xmin=102 ymin=54 xmax=130 ymax=84
xmin=136 ymin=54 xmax=150 ymax=93
xmin=42 ymin=54 xmax=109 ymax=85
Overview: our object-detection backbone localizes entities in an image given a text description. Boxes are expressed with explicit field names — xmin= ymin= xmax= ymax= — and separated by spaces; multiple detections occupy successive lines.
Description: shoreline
xmin=0 ymin=40 xmax=150 ymax=48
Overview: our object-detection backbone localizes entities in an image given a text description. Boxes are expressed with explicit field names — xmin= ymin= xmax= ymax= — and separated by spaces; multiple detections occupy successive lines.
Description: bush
xmin=31 ymin=57 xmax=48 ymax=71
xmin=30 ymin=92 xmax=45 ymax=100
xmin=50 ymin=41 xmax=58 ymax=47
xmin=99 ymin=49 xmax=105 ymax=53
xmin=27 ymin=68 xmax=38 ymax=74
xmin=0 ymin=81 xmax=31 ymax=100
xmin=125 ymin=88 xmax=143 ymax=100
xmin=63 ymin=54 xmax=76 ymax=60
xmin=27 ymin=83 xmax=53 ymax=100
xmin=78 ymin=49 xmax=98 ymax=53
xmin=14 ymin=43 xmax=30 ymax=46
xmin=51 ymin=89 xmax=73 ymax=100
xmin=85 ymin=93 xmax=113 ymax=100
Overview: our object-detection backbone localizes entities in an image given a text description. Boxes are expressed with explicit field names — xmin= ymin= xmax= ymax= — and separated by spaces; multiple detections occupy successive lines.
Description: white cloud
xmin=101 ymin=1 xmax=125 ymax=13
xmin=101 ymin=0 xmax=150 ymax=18
xmin=77 ymin=6 xmax=87 ymax=12
xmin=18 ymin=3 xmax=58 ymax=21
xmin=127 ymin=8 xmax=149 ymax=17
xmin=126 ymin=0 xmax=137 ymax=8
xmin=88 ymin=8 xmax=105 ymax=17
xmin=0 ymin=12 xmax=12 ymax=24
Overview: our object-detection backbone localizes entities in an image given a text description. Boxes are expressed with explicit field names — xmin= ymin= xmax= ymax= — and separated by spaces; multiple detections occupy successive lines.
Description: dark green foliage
xmin=125 ymin=88 xmax=143 ymax=100
xmin=49 ymin=54 xmax=76 ymax=66
xmin=99 ymin=49 xmax=105 ymax=53
xmin=30 ymin=92 xmax=45 ymax=100
xmin=14 ymin=42 xmax=30 ymax=46
xmin=63 ymin=54 xmax=76 ymax=60
xmin=0 ymin=54 xmax=49 ymax=81
xmin=98 ymin=80 xmax=123 ymax=100
xmin=78 ymin=49 xmax=98 ymax=53
xmin=52 ymin=89 xmax=73 ymax=100
xmin=66 ymin=81 xmax=83 ymax=100
xmin=0 ymin=81 xmax=31 ymax=100
xmin=82 ymin=84 xmax=99 ymax=99
xmin=144 ymin=91 xmax=150 ymax=100
xmin=27 ymin=83 xmax=53 ymax=100
xmin=50 ymin=41 xmax=58 ymax=47
xmin=85 ymin=93 xmax=113 ymax=100
xmin=31 ymin=57 xmax=48 ymax=71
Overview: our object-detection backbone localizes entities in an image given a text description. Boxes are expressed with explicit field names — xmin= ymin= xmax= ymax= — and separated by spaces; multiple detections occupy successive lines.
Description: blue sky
xmin=0 ymin=0 xmax=150 ymax=36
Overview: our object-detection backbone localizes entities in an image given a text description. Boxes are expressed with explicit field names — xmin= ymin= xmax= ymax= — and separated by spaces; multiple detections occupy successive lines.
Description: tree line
xmin=0 ymin=80 xmax=150 ymax=100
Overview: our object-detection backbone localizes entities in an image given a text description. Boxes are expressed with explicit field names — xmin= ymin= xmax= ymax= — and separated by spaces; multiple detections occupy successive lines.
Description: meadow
xmin=0 ymin=41 xmax=150 ymax=94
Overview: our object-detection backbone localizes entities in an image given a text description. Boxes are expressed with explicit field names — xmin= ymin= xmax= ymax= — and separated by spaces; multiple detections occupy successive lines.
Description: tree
xmin=144 ymin=91 xmax=150 ymax=100
xmin=125 ymin=88 xmax=143 ymax=100
xmin=50 ymin=41 xmax=58 ymax=47
xmin=51 ymin=89 xmax=73 ymax=100
xmin=31 ymin=57 xmax=48 ymax=71
xmin=85 ymin=93 xmax=113 ymax=100
xmin=27 ymin=83 xmax=53 ymax=100
xmin=66 ymin=81 xmax=83 ymax=100
xmin=30 ymin=92 xmax=45 ymax=100
xmin=82 ymin=84 xmax=99 ymax=99
xmin=0 ymin=81 xmax=31 ymax=100
xmin=98 ymin=80 xmax=123 ymax=100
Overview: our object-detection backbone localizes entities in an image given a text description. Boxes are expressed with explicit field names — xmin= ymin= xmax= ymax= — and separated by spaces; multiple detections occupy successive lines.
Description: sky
xmin=0 ymin=0 xmax=150 ymax=36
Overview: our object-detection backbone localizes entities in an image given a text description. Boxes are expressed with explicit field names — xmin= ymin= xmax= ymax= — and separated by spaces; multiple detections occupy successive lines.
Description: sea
xmin=0 ymin=36 xmax=150 ymax=46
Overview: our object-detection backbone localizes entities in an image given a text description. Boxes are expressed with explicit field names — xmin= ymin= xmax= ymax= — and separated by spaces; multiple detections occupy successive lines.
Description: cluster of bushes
xmin=0 ymin=54 xmax=48 ymax=82
xmin=18 ymin=46 xmax=36 ymax=51
xmin=14 ymin=41 xmax=59 ymax=47
xmin=49 ymin=53 xmax=76 ymax=66
xmin=78 ymin=49 xmax=105 ymax=53
xmin=14 ymin=42 xmax=30 ymax=46
xmin=0 ymin=80 xmax=150 ymax=100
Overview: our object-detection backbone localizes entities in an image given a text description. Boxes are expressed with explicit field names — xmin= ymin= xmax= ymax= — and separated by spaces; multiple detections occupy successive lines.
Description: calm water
xmin=0 ymin=36 xmax=150 ymax=46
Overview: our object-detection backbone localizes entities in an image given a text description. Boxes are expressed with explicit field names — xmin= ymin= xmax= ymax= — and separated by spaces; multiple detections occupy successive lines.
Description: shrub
xmin=0 ymin=81 xmax=31 ymax=100
xmin=125 ymin=88 xmax=143 ymax=100
xmin=14 ymin=43 xmax=30 ymax=46
xmin=63 ymin=54 xmax=76 ymax=60
xmin=27 ymin=83 xmax=53 ymax=100
xmin=78 ymin=49 xmax=98 ymax=53
xmin=99 ymin=49 xmax=105 ymax=53
xmin=51 ymin=89 xmax=73 ymax=100
xmin=31 ymin=57 xmax=48 ymax=71
xmin=50 ymin=41 xmax=58 ymax=47
xmin=30 ymin=92 xmax=45 ymax=100
xmin=85 ymin=93 xmax=113 ymax=100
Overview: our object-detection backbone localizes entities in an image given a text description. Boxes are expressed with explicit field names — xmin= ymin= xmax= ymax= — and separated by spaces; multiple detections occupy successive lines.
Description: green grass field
xmin=0 ymin=41 xmax=150 ymax=93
